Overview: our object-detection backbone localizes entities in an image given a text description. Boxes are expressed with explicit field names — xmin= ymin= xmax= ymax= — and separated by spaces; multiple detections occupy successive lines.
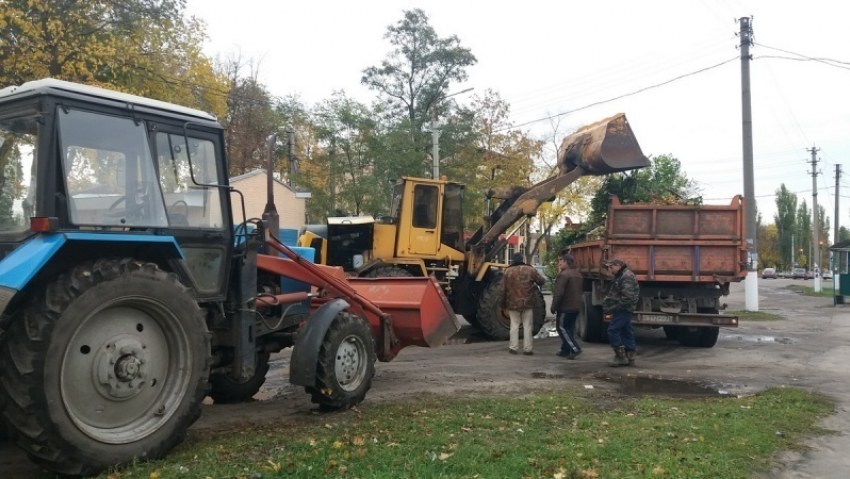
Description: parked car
xmin=762 ymin=267 xmax=777 ymax=279
xmin=822 ymin=270 xmax=833 ymax=280
xmin=792 ymin=267 xmax=808 ymax=279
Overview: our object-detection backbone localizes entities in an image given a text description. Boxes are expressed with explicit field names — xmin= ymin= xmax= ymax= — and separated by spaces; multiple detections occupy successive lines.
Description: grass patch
xmin=96 ymin=388 xmax=832 ymax=479
xmin=787 ymin=284 xmax=836 ymax=297
xmin=729 ymin=310 xmax=785 ymax=321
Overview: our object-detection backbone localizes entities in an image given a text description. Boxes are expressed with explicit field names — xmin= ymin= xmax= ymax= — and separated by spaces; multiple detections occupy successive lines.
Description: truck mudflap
xmin=612 ymin=311 xmax=739 ymax=328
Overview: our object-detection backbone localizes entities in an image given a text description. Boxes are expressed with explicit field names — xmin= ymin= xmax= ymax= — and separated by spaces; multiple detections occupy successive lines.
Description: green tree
xmin=773 ymin=184 xmax=797 ymax=270
xmin=555 ymin=154 xmax=699 ymax=253
xmin=312 ymin=93 xmax=381 ymax=217
xmin=796 ymin=200 xmax=812 ymax=268
xmin=839 ymin=226 xmax=850 ymax=243
xmin=361 ymin=9 xmax=476 ymax=172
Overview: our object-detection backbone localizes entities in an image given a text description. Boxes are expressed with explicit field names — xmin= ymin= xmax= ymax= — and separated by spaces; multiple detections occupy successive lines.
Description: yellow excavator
xmin=298 ymin=113 xmax=649 ymax=339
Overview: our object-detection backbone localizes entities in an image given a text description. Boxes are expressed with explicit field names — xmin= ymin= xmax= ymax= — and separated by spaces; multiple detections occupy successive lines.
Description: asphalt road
xmin=3 ymin=277 xmax=849 ymax=478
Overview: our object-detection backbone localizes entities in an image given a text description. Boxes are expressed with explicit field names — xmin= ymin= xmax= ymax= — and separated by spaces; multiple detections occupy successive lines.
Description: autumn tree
xmin=757 ymin=224 xmax=781 ymax=268
xmin=446 ymin=90 xmax=542 ymax=232
xmin=220 ymin=58 xmax=280 ymax=176
xmin=0 ymin=0 xmax=228 ymax=117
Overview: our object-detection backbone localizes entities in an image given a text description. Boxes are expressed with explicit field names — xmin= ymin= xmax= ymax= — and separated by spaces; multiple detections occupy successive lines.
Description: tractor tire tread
xmin=0 ymin=258 xmax=210 ymax=476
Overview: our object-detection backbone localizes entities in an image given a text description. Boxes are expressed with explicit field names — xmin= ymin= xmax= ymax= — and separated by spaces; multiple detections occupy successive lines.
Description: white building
xmin=229 ymin=170 xmax=310 ymax=231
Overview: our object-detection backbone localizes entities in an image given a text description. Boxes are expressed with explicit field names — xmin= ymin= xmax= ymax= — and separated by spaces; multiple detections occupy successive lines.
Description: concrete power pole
xmin=835 ymin=164 xmax=842 ymax=273
xmin=739 ymin=17 xmax=758 ymax=311
xmin=431 ymin=106 xmax=441 ymax=180
xmin=809 ymin=146 xmax=821 ymax=292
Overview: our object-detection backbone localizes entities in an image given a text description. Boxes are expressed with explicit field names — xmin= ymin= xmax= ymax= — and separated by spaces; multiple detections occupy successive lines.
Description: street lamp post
xmin=431 ymin=87 xmax=473 ymax=179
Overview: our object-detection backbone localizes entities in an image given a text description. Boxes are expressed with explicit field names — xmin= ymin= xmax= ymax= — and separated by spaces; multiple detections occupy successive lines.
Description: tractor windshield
xmin=0 ymin=115 xmax=38 ymax=234
xmin=59 ymin=109 xmax=168 ymax=228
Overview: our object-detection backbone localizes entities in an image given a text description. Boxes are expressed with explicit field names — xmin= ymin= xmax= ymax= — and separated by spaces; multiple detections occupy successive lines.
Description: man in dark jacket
xmin=602 ymin=258 xmax=640 ymax=366
xmin=551 ymin=253 xmax=583 ymax=358
xmin=501 ymin=252 xmax=546 ymax=355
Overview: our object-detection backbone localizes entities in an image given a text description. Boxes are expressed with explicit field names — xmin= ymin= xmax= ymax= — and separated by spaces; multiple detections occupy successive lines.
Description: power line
xmin=494 ymin=57 xmax=739 ymax=132
xmin=755 ymin=42 xmax=850 ymax=67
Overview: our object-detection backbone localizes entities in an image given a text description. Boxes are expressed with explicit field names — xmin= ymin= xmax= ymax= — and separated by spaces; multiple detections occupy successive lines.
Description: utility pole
xmin=739 ymin=17 xmax=758 ymax=311
xmin=791 ymin=233 xmax=795 ymax=268
xmin=288 ymin=130 xmax=296 ymax=188
xmin=835 ymin=164 xmax=841 ymax=275
xmin=431 ymin=107 xmax=440 ymax=180
xmin=809 ymin=146 xmax=821 ymax=292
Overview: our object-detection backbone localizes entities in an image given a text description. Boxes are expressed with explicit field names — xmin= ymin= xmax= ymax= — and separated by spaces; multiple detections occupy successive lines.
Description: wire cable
xmin=494 ymin=57 xmax=738 ymax=132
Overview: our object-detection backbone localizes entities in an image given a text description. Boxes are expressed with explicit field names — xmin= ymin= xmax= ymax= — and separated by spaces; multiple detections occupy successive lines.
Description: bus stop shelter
xmin=829 ymin=241 xmax=850 ymax=304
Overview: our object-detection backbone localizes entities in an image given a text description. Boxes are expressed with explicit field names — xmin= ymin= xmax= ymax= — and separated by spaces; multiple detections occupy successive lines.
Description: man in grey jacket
xmin=603 ymin=258 xmax=640 ymax=366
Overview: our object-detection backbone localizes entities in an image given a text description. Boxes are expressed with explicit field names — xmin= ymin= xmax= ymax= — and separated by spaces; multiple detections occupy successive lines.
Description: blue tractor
xmin=0 ymin=79 xmax=458 ymax=475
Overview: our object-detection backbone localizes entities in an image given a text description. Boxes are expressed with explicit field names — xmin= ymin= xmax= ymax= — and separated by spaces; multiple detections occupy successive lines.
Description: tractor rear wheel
xmin=307 ymin=312 xmax=376 ymax=411
xmin=208 ymin=352 xmax=271 ymax=403
xmin=0 ymin=259 xmax=210 ymax=476
xmin=475 ymin=275 xmax=544 ymax=341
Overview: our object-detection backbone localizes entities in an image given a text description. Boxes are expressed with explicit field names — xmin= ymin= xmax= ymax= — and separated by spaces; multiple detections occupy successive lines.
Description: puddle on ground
xmin=725 ymin=334 xmax=798 ymax=344
xmin=596 ymin=374 xmax=732 ymax=398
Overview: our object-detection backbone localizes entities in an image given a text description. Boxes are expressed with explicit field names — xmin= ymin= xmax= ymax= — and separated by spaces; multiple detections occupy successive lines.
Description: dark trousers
xmin=556 ymin=311 xmax=581 ymax=354
xmin=607 ymin=309 xmax=636 ymax=351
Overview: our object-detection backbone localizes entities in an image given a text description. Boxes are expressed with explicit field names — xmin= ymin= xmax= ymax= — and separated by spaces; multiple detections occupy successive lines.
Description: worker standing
xmin=501 ymin=252 xmax=546 ymax=355
xmin=551 ymin=253 xmax=584 ymax=358
xmin=602 ymin=258 xmax=640 ymax=366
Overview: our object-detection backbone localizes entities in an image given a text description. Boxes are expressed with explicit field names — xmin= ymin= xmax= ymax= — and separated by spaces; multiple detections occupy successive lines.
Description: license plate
xmin=641 ymin=314 xmax=673 ymax=323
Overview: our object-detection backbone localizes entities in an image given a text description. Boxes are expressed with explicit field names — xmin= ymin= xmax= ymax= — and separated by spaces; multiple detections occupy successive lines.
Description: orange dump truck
xmin=569 ymin=196 xmax=747 ymax=348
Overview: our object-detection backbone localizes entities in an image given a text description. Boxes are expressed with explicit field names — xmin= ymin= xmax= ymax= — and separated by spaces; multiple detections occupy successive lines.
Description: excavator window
xmin=412 ymin=184 xmax=438 ymax=229
xmin=441 ymin=183 xmax=464 ymax=251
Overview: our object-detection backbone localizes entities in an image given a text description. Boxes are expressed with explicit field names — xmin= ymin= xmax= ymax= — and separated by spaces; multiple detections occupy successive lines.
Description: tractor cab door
xmin=152 ymin=129 xmax=231 ymax=300
xmin=407 ymin=183 xmax=440 ymax=255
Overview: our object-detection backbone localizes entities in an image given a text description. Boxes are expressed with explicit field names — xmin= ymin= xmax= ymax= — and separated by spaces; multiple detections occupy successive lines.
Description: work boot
xmin=608 ymin=346 xmax=629 ymax=367
xmin=625 ymin=349 xmax=636 ymax=366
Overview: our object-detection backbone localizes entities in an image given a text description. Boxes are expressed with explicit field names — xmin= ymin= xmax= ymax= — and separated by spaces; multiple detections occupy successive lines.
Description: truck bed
xmin=571 ymin=196 xmax=747 ymax=283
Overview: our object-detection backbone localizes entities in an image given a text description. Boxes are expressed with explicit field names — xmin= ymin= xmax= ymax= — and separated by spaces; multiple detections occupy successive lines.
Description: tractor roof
xmin=0 ymin=78 xmax=217 ymax=122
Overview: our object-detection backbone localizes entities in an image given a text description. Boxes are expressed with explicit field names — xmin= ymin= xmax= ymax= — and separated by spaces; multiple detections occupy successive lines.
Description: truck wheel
xmin=663 ymin=326 xmax=680 ymax=340
xmin=678 ymin=309 xmax=720 ymax=347
xmin=0 ymin=259 xmax=211 ymax=476
xmin=577 ymin=292 xmax=608 ymax=343
xmin=307 ymin=312 xmax=376 ymax=411
xmin=475 ymin=275 xmax=545 ymax=341
xmin=208 ymin=352 xmax=271 ymax=403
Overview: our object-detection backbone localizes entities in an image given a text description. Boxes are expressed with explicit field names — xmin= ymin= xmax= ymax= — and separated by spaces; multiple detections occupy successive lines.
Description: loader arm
xmin=465 ymin=113 xmax=650 ymax=276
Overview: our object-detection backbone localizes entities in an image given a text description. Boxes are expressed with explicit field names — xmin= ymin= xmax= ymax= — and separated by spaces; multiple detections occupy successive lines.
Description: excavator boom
xmin=469 ymin=113 xmax=649 ymax=272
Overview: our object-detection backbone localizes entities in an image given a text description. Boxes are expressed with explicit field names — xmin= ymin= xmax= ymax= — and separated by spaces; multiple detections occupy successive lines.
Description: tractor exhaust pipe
xmin=262 ymin=134 xmax=279 ymax=238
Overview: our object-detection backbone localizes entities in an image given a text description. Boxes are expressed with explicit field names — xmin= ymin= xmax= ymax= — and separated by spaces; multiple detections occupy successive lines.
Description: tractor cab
xmin=0 ymin=79 xmax=235 ymax=300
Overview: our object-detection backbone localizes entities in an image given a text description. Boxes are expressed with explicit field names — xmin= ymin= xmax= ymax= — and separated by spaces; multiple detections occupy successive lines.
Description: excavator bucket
xmin=557 ymin=113 xmax=650 ymax=176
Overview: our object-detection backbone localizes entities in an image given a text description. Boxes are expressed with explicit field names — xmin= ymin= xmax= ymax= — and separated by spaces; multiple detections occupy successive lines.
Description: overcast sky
xmin=185 ymin=0 xmax=850 ymax=236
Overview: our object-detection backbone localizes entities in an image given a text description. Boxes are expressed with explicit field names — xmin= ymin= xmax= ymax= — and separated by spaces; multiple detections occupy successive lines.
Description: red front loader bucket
xmin=345 ymin=276 xmax=461 ymax=348
xmin=257 ymin=252 xmax=460 ymax=356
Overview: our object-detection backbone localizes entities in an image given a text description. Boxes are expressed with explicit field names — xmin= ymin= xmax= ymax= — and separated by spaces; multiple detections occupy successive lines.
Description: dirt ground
xmin=3 ymin=278 xmax=850 ymax=478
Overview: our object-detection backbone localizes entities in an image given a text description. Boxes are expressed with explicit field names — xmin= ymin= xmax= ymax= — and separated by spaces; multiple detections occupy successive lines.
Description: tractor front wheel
xmin=0 ymin=259 xmax=210 ymax=476
xmin=307 ymin=313 xmax=376 ymax=411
